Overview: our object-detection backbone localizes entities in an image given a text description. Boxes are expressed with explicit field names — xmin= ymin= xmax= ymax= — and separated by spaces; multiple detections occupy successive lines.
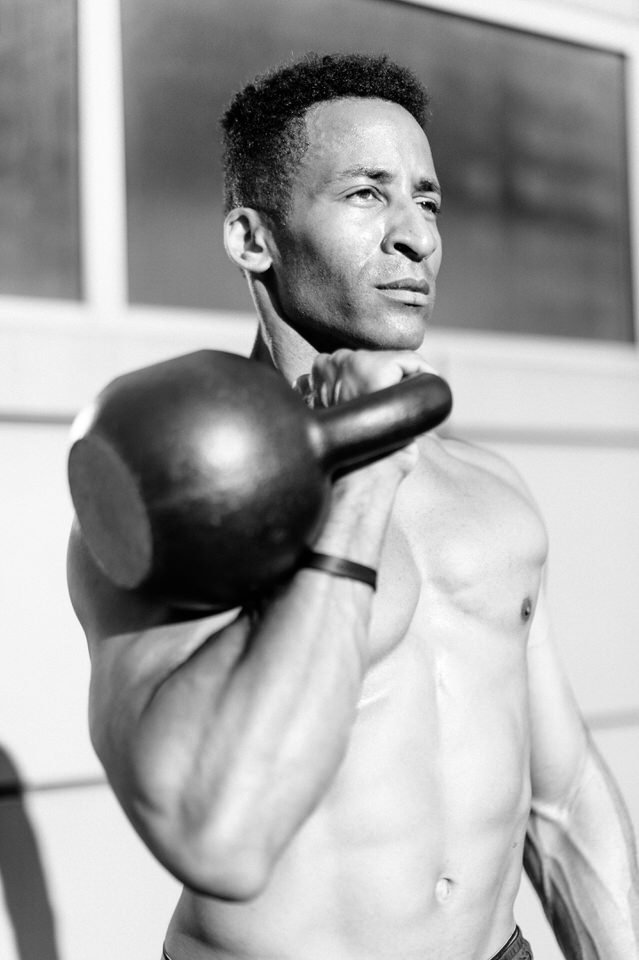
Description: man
xmin=68 ymin=53 xmax=639 ymax=959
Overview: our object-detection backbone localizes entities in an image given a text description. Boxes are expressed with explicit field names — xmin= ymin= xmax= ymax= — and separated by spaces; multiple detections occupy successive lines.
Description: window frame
xmin=1 ymin=0 xmax=638 ymax=436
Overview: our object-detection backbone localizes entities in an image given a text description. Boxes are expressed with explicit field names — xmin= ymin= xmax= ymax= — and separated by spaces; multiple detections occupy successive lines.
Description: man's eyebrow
xmin=333 ymin=166 xmax=442 ymax=195
xmin=334 ymin=166 xmax=393 ymax=183
xmin=416 ymin=177 xmax=442 ymax=196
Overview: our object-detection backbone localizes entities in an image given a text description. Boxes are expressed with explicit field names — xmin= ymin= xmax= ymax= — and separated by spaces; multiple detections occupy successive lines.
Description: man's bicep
xmin=67 ymin=517 xmax=250 ymax=774
xmin=527 ymin=579 xmax=589 ymax=810
xmin=67 ymin=517 xmax=191 ymax=766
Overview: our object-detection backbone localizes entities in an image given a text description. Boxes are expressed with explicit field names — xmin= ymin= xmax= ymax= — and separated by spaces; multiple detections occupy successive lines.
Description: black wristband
xmin=300 ymin=550 xmax=377 ymax=590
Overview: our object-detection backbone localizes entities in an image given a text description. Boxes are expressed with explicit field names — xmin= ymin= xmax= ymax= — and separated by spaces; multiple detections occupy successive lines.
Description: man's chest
xmin=368 ymin=443 xmax=548 ymax=660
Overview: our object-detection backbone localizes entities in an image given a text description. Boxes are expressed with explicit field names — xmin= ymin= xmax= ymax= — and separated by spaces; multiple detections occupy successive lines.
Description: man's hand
xmin=293 ymin=348 xmax=438 ymax=407
xmin=293 ymin=349 xmax=437 ymax=482
xmin=291 ymin=349 xmax=436 ymax=570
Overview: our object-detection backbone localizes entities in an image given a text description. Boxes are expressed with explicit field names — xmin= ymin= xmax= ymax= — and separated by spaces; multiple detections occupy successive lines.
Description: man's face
xmin=268 ymin=97 xmax=442 ymax=352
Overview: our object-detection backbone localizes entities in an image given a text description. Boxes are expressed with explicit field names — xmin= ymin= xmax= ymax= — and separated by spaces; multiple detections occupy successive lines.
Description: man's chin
xmin=360 ymin=314 xmax=430 ymax=352
xmin=291 ymin=310 xmax=430 ymax=354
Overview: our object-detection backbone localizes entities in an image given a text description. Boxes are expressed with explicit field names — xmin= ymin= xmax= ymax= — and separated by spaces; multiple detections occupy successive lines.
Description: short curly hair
xmin=220 ymin=52 xmax=430 ymax=222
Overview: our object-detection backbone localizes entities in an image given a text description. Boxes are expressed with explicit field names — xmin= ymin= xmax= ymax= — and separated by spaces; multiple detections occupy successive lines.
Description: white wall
xmin=1 ymin=1 xmax=638 ymax=958
xmin=555 ymin=0 xmax=639 ymax=19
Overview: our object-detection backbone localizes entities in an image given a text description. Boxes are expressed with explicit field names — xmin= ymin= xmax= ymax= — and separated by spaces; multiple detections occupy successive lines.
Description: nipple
xmin=435 ymin=877 xmax=452 ymax=902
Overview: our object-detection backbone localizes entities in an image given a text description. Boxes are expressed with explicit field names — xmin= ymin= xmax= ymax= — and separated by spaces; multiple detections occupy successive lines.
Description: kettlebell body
xmin=68 ymin=350 xmax=452 ymax=610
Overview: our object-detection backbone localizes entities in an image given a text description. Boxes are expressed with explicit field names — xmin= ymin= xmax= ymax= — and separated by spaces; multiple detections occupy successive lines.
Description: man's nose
xmin=381 ymin=201 xmax=439 ymax=262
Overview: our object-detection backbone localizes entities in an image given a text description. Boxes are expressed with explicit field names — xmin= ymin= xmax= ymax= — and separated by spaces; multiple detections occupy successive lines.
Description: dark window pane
xmin=121 ymin=0 xmax=633 ymax=342
xmin=0 ymin=0 xmax=81 ymax=300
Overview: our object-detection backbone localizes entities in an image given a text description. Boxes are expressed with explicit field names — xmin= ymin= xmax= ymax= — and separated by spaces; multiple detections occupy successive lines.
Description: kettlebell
xmin=68 ymin=350 xmax=452 ymax=610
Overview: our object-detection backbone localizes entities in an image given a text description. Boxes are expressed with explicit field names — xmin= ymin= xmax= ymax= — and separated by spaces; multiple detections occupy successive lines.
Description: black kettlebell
xmin=68 ymin=350 xmax=452 ymax=610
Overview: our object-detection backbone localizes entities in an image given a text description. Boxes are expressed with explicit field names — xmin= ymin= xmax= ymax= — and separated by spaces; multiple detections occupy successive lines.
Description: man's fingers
xmin=330 ymin=350 xmax=437 ymax=399
xmin=393 ymin=351 xmax=439 ymax=378
xmin=294 ymin=349 xmax=438 ymax=408
xmin=292 ymin=372 xmax=318 ymax=408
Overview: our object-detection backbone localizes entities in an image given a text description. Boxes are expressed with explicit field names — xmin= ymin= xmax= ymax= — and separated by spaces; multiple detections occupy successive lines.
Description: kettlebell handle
xmin=313 ymin=372 xmax=453 ymax=473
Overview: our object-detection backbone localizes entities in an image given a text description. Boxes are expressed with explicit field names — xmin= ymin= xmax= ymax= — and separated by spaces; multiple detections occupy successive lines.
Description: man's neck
xmin=250 ymin=314 xmax=319 ymax=386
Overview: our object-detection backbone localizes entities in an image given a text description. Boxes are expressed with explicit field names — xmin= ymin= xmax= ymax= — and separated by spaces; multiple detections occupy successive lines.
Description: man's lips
xmin=377 ymin=278 xmax=431 ymax=294
xmin=376 ymin=278 xmax=431 ymax=305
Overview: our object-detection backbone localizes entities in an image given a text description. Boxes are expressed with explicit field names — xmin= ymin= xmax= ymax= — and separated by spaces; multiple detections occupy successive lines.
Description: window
xmin=120 ymin=0 xmax=633 ymax=341
xmin=0 ymin=0 xmax=81 ymax=299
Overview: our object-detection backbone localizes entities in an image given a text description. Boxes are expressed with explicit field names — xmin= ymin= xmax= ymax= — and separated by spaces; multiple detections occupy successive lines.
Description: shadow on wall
xmin=0 ymin=746 xmax=60 ymax=960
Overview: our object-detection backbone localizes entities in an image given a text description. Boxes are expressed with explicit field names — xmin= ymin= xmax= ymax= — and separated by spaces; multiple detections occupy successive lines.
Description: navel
xmin=520 ymin=597 xmax=533 ymax=622
xmin=435 ymin=877 xmax=453 ymax=902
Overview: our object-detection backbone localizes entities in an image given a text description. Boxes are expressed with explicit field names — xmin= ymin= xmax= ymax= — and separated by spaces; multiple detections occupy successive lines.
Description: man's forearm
xmin=524 ymin=735 xmax=639 ymax=958
xmin=101 ymin=461 xmax=405 ymax=898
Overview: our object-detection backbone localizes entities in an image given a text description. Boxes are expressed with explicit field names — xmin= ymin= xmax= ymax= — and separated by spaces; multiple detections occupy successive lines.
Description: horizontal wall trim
xmin=446 ymin=426 xmax=639 ymax=448
xmin=0 ymin=775 xmax=106 ymax=800
xmin=0 ymin=413 xmax=74 ymax=427
xmin=586 ymin=709 xmax=639 ymax=730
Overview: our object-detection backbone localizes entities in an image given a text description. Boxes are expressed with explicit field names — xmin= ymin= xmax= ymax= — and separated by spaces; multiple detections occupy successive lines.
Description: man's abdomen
xmin=165 ymin=640 xmax=531 ymax=960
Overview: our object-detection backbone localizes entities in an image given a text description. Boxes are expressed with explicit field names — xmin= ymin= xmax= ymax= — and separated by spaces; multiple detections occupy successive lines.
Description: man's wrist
xmin=299 ymin=550 xmax=377 ymax=590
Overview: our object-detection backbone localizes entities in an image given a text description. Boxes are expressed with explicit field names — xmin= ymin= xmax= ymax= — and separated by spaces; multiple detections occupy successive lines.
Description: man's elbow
xmin=144 ymin=815 xmax=276 ymax=901
xmin=103 ymin=736 xmax=283 ymax=900
xmin=121 ymin=776 xmax=277 ymax=901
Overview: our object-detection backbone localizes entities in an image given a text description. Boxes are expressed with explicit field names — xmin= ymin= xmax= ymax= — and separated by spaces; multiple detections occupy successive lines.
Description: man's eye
xmin=418 ymin=198 xmax=441 ymax=216
xmin=350 ymin=187 xmax=379 ymax=202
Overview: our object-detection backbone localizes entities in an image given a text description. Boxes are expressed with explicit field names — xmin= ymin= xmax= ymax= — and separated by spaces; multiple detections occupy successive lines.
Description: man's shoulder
xmin=408 ymin=433 xmax=549 ymax=563
xmin=437 ymin=434 xmax=532 ymax=493
xmin=415 ymin=432 xmax=546 ymax=525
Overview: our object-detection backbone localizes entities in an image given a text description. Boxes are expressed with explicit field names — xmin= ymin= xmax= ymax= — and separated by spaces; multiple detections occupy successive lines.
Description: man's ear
xmin=224 ymin=207 xmax=274 ymax=274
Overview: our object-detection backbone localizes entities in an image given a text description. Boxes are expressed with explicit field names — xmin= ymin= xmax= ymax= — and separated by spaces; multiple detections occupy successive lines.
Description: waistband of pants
xmin=490 ymin=925 xmax=533 ymax=960
xmin=163 ymin=927 xmax=533 ymax=960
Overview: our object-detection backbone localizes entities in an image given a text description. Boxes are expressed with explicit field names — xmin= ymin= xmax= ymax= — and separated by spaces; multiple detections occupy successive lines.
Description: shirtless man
xmin=67 ymin=53 xmax=639 ymax=959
